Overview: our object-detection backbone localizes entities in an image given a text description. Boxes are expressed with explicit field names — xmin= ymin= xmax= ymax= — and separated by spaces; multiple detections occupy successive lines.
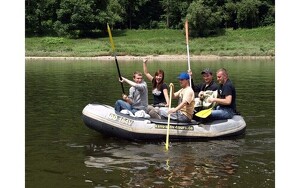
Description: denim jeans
xmin=114 ymin=100 xmax=138 ymax=114
xmin=210 ymin=106 xmax=235 ymax=120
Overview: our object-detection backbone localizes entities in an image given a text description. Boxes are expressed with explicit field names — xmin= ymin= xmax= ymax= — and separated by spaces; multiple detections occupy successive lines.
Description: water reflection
xmin=26 ymin=59 xmax=274 ymax=188
xmin=83 ymin=139 xmax=245 ymax=187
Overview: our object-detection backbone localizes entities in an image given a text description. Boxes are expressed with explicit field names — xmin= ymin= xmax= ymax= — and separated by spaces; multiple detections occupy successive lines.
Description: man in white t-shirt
xmin=160 ymin=72 xmax=195 ymax=122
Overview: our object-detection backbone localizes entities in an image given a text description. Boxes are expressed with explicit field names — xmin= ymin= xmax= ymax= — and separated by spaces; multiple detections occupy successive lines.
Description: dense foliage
xmin=25 ymin=0 xmax=274 ymax=38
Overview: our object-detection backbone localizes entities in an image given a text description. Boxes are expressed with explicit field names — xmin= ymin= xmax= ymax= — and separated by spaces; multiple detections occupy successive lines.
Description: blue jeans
xmin=114 ymin=100 xmax=138 ymax=114
xmin=210 ymin=106 xmax=235 ymax=120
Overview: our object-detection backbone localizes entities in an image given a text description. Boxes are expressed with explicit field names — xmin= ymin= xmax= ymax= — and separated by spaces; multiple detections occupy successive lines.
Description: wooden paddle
xmin=195 ymin=107 xmax=213 ymax=118
xmin=107 ymin=23 xmax=125 ymax=94
xmin=185 ymin=20 xmax=191 ymax=86
xmin=165 ymin=83 xmax=173 ymax=151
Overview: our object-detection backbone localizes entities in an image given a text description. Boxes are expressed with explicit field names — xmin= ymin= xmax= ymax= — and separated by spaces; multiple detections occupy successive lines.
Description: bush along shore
xmin=25 ymin=26 xmax=274 ymax=59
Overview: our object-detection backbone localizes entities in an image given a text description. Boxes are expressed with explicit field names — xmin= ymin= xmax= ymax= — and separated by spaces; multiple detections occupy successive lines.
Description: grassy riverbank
xmin=25 ymin=26 xmax=274 ymax=57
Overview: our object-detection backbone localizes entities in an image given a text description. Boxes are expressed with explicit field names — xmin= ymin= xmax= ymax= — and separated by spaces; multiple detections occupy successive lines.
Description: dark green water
xmin=26 ymin=59 xmax=275 ymax=187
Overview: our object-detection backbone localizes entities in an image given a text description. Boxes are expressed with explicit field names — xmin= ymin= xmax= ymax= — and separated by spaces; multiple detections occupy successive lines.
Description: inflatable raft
xmin=82 ymin=103 xmax=246 ymax=141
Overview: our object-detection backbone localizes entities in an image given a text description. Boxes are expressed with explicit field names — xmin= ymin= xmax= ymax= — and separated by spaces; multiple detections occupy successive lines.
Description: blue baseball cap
xmin=177 ymin=72 xmax=190 ymax=80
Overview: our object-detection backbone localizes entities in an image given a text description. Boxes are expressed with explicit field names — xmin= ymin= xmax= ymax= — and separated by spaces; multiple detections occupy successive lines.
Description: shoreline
xmin=25 ymin=55 xmax=274 ymax=61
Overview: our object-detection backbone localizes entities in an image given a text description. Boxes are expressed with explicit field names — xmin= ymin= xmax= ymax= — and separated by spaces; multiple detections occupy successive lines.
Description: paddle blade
xmin=107 ymin=23 xmax=115 ymax=52
xmin=185 ymin=20 xmax=189 ymax=44
xmin=195 ymin=108 xmax=212 ymax=118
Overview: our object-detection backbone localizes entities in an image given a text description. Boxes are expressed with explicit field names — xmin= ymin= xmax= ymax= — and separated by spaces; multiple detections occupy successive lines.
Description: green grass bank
xmin=25 ymin=26 xmax=274 ymax=57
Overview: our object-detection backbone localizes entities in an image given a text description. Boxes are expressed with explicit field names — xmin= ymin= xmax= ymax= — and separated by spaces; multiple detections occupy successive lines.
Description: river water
xmin=25 ymin=59 xmax=275 ymax=187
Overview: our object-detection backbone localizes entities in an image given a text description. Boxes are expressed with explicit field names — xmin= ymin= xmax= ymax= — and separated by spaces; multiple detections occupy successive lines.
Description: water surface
xmin=26 ymin=59 xmax=275 ymax=187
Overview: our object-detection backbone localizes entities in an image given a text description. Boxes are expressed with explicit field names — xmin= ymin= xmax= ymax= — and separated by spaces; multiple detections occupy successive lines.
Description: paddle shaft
xmin=107 ymin=23 xmax=125 ymax=94
xmin=114 ymin=53 xmax=125 ymax=94
xmin=165 ymin=84 xmax=173 ymax=151
xmin=185 ymin=20 xmax=191 ymax=86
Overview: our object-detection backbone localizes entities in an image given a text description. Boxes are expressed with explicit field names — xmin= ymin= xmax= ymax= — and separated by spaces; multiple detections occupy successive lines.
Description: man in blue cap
xmin=160 ymin=72 xmax=195 ymax=122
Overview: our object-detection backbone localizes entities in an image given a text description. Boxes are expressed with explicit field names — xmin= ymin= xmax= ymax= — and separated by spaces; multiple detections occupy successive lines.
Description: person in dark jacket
xmin=190 ymin=68 xmax=218 ymax=97
xmin=189 ymin=68 xmax=218 ymax=118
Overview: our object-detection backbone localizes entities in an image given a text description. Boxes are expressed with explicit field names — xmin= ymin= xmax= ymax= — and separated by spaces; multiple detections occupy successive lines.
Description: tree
xmin=258 ymin=0 xmax=275 ymax=26
xmin=159 ymin=0 xmax=192 ymax=29
xmin=236 ymin=0 xmax=261 ymax=28
xmin=119 ymin=0 xmax=149 ymax=29
xmin=25 ymin=0 xmax=60 ymax=36
xmin=187 ymin=0 xmax=223 ymax=37
xmin=53 ymin=0 xmax=121 ymax=38
xmin=105 ymin=0 xmax=124 ymax=28
xmin=223 ymin=0 xmax=239 ymax=29
xmin=25 ymin=0 xmax=275 ymax=37
xmin=54 ymin=0 xmax=96 ymax=37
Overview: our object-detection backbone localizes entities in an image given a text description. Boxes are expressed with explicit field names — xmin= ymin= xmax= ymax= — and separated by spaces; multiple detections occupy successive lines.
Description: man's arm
xmin=209 ymin=95 xmax=232 ymax=105
xmin=120 ymin=77 xmax=137 ymax=87
xmin=168 ymin=100 xmax=188 ymax=114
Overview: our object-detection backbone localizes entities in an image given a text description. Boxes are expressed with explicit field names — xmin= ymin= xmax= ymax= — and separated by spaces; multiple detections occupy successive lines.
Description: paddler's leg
xmin=146 ymin=105 xmax=161 ymax=119
xmin=210 ymin=106 xmax=234 ymax=120
xmin=115 ymin=99 xmax=131 ymax=112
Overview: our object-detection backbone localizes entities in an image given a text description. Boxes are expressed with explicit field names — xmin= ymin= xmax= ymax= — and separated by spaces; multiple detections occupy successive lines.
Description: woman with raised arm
xmin=143 ymin=58 xmax=169 ymax=119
